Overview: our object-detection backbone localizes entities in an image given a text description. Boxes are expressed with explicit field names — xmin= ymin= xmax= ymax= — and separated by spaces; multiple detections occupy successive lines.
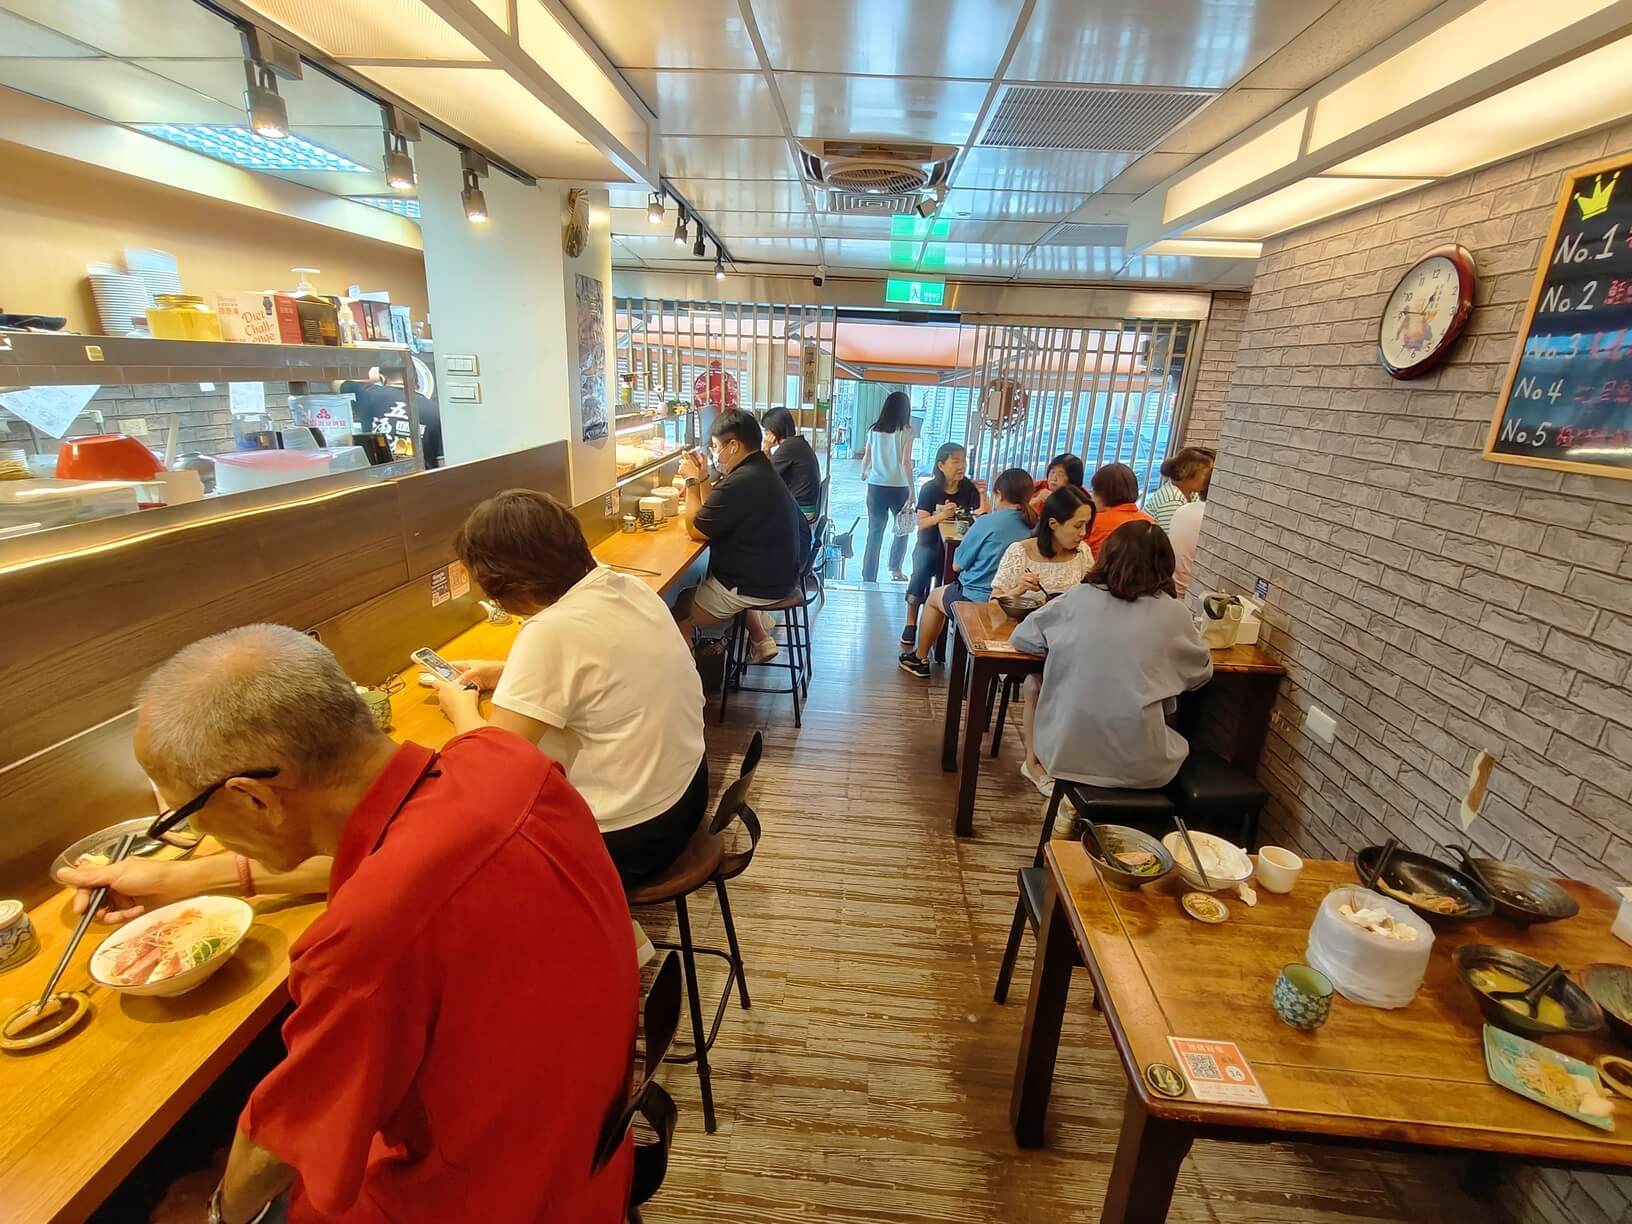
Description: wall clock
xmin=1378 ymin=243 xmax=1477 ymax=379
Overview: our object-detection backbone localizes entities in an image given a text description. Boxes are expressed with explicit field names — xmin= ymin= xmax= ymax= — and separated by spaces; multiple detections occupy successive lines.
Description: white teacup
xmin=1254 ymin=846 xmax=1304 ymax=894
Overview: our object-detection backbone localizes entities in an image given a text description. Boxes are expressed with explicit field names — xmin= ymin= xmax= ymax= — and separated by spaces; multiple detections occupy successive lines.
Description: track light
xmin=647 ymin=192 xmax=664 ymax=225
xmin=240 ymin=26 xmax=300 ymax=140
xmin=673 ymin=211 xmax=688 ymax=246
xmin=692 ymin=229 xmax=706 ymax=258
xmin=381 ymin=104 xmax=421 ymax=192
xmin=714 ymin=250 xmax=726 ymax=280
xmin=460 ymin=148 xmax=489 ymax=224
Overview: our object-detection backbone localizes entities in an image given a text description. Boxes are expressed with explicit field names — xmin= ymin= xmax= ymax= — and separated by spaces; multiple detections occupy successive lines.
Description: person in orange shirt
xmin=1027 ymin=452 xmax=1084 ymax=516
xmin=1086 ymin=461 xmax=1155 ymax=554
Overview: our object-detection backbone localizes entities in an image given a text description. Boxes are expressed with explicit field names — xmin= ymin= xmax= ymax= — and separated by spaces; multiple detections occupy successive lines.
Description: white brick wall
xmin=1182 ymin=290 xmax=1249 ymax=450
xmin=1192 ymin=124 xmax=1632 ymax=1224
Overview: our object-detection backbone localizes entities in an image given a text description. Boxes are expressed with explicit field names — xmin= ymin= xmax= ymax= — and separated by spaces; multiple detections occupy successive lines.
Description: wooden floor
xmin=634 ymin=584 xmax=1490 ymax=1224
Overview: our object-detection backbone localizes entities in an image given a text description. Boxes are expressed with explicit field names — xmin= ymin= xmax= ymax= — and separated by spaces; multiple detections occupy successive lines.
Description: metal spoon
xmin=30 ymin=830 xmax=139 ymax=1018
xmin=1171 ymin=811 xmax=1213 ymax=891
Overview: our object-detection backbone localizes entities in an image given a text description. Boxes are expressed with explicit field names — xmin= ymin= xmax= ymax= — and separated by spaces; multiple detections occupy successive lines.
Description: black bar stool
xmin=718 ymin=593 xmax=808 ymax=726
xmin=592 ymin=952 xmax=682 ymax=1223
xmin=625 ymin=733 xmax=765 ymax=1133
xmin=1162 ymin=751 xmax=1269 ymax=850
xmin=994 ymin=778 xmax=1176 ymax=1004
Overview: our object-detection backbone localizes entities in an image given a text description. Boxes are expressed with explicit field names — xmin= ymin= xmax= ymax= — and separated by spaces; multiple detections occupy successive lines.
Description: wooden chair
xmin=626 ymin=733 xmax=765 ymax=1132
xmin=593 ymin=952 xmax=682 ymax=1223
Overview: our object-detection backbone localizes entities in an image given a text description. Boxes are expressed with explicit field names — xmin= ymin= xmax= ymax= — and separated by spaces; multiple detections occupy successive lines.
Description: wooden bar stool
xmin=593 ymin=952 xmax=682 ymax=1223
xmin=625 ymin=733 xmax=765 ymax=1133
xmin=994 ymin=778 xmax=1176 ymax=1004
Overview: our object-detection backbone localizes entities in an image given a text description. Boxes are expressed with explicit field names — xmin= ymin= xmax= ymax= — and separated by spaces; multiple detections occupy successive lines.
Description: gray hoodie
xmin=1010 ymin=583 xmax=1214 ymax=789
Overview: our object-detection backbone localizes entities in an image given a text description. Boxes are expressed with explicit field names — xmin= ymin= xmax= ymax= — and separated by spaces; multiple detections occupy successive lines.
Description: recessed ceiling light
xmin=350 ymin=195 xmax=422 ymax=219
xmin=134 ymin=124 xmax=369 ymax=173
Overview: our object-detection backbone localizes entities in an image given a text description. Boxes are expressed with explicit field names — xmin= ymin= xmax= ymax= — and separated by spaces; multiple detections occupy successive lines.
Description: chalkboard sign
xmin=1486 ymin=154 xmax=1632 ymax=480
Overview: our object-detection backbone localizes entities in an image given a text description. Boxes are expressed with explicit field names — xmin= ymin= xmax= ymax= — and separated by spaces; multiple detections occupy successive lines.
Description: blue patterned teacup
xmin=1273 ymin=963 xmax=1333 ymax=1031
xmin=0 ymin=900 xmax=39 ymax=974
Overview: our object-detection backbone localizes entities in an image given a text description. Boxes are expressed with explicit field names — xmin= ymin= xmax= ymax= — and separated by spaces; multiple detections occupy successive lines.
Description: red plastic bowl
xmin=56 ymin=434 xmax=162 ymax=481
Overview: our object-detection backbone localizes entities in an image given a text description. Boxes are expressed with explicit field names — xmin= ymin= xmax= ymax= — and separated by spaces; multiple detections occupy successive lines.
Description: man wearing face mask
xmin=122 ymin=624 xmax=637 ymax=1224
xmin=675 ymin=408 xmax=807 ymax=659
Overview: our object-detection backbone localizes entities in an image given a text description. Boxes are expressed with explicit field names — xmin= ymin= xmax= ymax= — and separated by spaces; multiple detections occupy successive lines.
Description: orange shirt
xmin=1087 ymin=502 xmax=1155 ymax=554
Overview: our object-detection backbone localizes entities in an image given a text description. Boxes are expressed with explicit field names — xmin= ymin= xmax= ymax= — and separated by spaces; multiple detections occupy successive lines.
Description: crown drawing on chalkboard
xmin=1574 ymin=171 xmax=1620 ymax=221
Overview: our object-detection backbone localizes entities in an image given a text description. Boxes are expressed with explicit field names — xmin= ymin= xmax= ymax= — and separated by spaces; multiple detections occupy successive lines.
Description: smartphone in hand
xmin=410 ymin=648 xmax=473 ymax=688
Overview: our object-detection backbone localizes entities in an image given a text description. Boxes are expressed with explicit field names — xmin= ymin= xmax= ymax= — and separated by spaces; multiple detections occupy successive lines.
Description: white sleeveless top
xmin=862 ymin=427 xmax=914 ymax=487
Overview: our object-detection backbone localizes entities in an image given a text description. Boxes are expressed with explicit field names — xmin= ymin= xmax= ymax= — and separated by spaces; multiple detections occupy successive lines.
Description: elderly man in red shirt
xmin=131 ymin=624 xmax=637 ymax=1224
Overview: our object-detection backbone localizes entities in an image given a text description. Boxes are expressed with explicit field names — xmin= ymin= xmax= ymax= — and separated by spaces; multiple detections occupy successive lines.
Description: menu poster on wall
xmin=1486 ymin=154 xmax=1632 ymax=479
xmin=575 ymin=273 xmax=608 ymax=443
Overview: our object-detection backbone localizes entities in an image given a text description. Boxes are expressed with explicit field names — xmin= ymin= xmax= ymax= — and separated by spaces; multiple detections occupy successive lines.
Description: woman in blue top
xmin=899 ymin=467 xmax=1035 ymax=678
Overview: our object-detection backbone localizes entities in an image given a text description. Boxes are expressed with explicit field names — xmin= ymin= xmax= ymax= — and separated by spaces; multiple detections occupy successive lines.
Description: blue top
xmin=953 ymin=507 xmax=1033 ymax=602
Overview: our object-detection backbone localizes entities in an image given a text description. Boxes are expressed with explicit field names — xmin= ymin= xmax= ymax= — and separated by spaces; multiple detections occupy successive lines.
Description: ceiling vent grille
xmin=981 ymin=86 xmax=1215 ymax=151
xmin=826 ymin=190 xmax=921 ymax=216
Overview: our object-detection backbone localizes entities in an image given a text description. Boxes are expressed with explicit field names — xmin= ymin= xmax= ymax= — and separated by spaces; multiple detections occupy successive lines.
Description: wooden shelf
xmin=0 ymin=333 xmax=410 ymax=387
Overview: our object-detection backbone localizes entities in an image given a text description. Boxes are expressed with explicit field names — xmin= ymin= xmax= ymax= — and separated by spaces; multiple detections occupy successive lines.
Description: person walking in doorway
xmin=858 ymin=390 xmax=916 ymax=582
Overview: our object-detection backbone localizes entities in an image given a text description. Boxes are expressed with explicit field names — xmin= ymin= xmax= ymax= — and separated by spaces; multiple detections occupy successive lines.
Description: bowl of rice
xmin=1161 ymin=831 xmax=1253 ymax=893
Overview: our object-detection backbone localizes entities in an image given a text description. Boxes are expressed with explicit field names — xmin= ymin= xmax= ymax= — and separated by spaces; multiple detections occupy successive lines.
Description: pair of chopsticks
xmin=30 ymin=830 xmax=139 ymax=1016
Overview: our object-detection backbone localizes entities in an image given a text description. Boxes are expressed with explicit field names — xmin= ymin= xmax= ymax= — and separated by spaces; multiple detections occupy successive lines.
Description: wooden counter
xmin=0 ymin=519 xmax=705 ymax=1224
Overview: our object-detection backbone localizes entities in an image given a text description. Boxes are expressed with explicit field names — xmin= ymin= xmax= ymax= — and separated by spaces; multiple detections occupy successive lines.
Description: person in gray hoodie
xmin=1010 ymin=519 xmax=1213 ymax=791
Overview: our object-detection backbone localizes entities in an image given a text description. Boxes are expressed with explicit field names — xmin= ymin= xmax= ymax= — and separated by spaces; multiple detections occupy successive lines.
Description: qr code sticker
xmin=1183 ymin=1052 xmax=1221 ymax=1080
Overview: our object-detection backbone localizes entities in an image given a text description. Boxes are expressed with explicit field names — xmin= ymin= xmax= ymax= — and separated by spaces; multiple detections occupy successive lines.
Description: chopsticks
xmin=30 ymin=830 xmax=138 ymax=1016
xmin=1171 ymin=811 xmax=1213 ymax=890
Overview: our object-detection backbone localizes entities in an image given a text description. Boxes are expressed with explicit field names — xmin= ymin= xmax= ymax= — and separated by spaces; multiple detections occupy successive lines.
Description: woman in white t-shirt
xmin=989 ymin=485 xmax=1096 ymax=795
xmin=433 ymin=489 xmax=708 ymax=886
xmin=857 ymin=390 xmax=917 ymax=583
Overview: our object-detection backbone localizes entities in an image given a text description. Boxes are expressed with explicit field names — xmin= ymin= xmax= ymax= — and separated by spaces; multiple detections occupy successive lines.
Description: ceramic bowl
xmin=1453 ymin=944 xmax=1602 ymax=1039
xmin=1084 ymin=825 xmax=1174 ymax=891
xmin=1583 ymin=963 xmax=1632 ymax=1049
xmin=1354 ymin=844 xmax=1493 ymax=925
xmin=1273 ymin=963 xmax=1333 ymax=1031
xmin=996 ymin=594 xmax=1043 ymax=621
xmin=89 ymin=896 xmax=253 ymax=998
xmin=52 ymin=817 xmax=201 ymax=882
xmin=1161 ymin=830 xmax=1253 ymax=893
xmin=1454 ymin=849 xmax=1578 ymax=927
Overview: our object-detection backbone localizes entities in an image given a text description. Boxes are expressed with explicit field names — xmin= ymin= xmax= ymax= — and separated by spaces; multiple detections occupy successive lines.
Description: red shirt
xmin=241 ymin=729 xmax=638 ymax=1222
xmin=1087 ymin=502 xmax=1155 ymax=554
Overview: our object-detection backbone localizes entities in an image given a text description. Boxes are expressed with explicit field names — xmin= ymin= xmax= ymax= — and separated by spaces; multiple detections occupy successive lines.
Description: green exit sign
xmin=884 ymin=277 xmax=946 ymax=306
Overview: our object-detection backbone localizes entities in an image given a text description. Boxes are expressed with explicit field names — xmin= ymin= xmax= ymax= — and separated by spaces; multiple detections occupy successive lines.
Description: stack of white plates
xmin=123 ymin=247 xmax=181 ymax=299
xmin=86 ymin=262 xmax=153 ymax=336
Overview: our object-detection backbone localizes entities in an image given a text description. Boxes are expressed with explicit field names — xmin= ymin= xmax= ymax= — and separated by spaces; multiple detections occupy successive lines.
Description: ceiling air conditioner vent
xmin=798 ymin=139 xmax=956 ymax=211
xmin=981 ymin=86 xmax=1215 ymax=152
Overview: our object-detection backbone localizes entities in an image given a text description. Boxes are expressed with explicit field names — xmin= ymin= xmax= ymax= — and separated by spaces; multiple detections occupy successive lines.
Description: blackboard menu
xmin=1486 ymin=155 xmax=1632 ymax=480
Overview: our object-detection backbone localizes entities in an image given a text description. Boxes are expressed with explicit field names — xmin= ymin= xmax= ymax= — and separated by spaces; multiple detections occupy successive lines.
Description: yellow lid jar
xmin=146 ymin=293 xmax=223 ymax=342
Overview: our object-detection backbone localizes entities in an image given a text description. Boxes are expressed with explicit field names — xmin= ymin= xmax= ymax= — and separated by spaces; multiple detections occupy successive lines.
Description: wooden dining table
xmin=1011 ymin=842 xmax=1632 ymax=1223
xmin=939 ymin=599 xmax=1284 ymax=836
xmin=0 ymin=520 xmax=705 ymax=1224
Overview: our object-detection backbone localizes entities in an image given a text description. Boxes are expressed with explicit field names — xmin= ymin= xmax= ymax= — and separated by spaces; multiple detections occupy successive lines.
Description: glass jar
xmin=146 ymin=294 xmax=223 ymax=341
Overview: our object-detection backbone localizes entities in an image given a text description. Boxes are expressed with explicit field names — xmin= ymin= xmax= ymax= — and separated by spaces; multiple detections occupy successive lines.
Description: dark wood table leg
xmin=956 ymin=658 xmax=992 ymax=836
xmin=941 ymin=618 xmax=969 ymax=772
xmin=1100 ymin=1084 xmax=1196 ymax=1224
xmin=1011 ymin=876 xmax=1076 ymax=1147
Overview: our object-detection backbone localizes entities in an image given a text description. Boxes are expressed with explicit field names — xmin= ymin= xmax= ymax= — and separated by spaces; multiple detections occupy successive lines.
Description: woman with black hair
xmin=761 ymin=406 xmax=822 ymax=520
xmin=1010 ymin=520 xmax=1213 ymax=789
xmin=1143 ymin=446 xmax=1214 ymax=532
xmin=857 ymin=390 xmax=916 ymax=582
xmin=900 ymin=441 xmax=987 ymax=646
xmin=1027 ymin=452 xmax=1085 ymax=515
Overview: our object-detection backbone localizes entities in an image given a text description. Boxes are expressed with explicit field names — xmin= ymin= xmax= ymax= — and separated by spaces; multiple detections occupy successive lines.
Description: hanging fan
xmin=979 ymin=377 xmax=1028 ymax=434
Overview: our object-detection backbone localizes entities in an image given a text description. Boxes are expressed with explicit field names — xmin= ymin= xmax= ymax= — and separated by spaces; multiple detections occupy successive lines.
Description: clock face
xmin=1378 ymin=247 xmax=1475 ymax=378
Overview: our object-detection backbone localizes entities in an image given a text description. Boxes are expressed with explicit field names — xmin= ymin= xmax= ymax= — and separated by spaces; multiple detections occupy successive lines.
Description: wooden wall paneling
xmin=0 ymin=483 xmax=410 ymax=768
xmin=309 ymin=578 xmax=486 ymax=693
xmin=393 ymin=443 xmax=570 ymax=578
xmin=0 ymin=712 xmax=152 ymax=907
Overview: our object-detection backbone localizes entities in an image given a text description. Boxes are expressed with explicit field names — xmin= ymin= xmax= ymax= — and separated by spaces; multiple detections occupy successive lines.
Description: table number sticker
xmin=429 ymin=566 xmax=451 ymax=607
xmin=1167 ymin=1037 xmax=1268 ymax=1107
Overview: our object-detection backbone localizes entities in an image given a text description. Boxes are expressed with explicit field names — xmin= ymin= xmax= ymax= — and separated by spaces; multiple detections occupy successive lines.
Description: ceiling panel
xmin=612 ymin=233 xmax=705 ymax=258
xmin=669 ymin=178 xmax=810 ymax=213
xmin=1092 ymin=152 xmax=1194 ymax=195
xmin=1155 ymin=86 xmax=1299 ymax=154
xmin=1059 ymin=193 xmax=1140 ymax=223
xmin=939 ymin=219 xmax=1053 ymax=244
xmin=558 ymin=0 xmax=760 ymax=69
xmin=951 ymin=147 xmax=1135 ymax=193
xmin=659 ymin=135 xmax=798 ymax=179
xmin=0 ymin=10 xmax=100 ymax=56
xmin=364 ymin=65 xmax=617 ymax=180
xmin=777 ymin=74 xmax=987 ymax=144
xmin=941 ymin=187 xmax=1089 ymax=221
xmin=0 ymin=58 xmax=239 ymax=124
xmin=926 ymin=243 xmax=1033 ymax=274
xmin=1037 ymin=223 xmax=1131 ymax=246
xmin=132 ymin=59 xmax=388 ymax=128
xmin=753 ymin=0 xmax=1025 ymax=78
xmin=610 ymin=205 xmax=669 ymax=233
xmin=816 ymin=213 xmax=901 ymax=238
xmin=1 ymin=0 xmax=237 ymax=57
xmin=707 ymin=212 xmax=817 ymax=239
xmin=827 ymin=239 xmax=920 ymax=268
xmin=623 ymin=70 xmax=785 ymax=136
xmin=611 ymin=237 xmax=650 ymax=265
xmin=1238 ymin=0 xmax=1446 ymax=91
xmin=1017 ymin=245 xmax=1133 ymax=278
xmin=237 ymin=0 xmax=486 ymax=62
xmin=1006 ymin=0 xmax=1335 ymax=87
xmin=609 ymin=185 xmax=651 ymax=208
xmin=722 ymin=236 xmax=821 ymax=262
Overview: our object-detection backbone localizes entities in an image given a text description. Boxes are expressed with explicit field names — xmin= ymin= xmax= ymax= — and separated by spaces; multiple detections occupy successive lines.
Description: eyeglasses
xmin=146 ymin=767 xmax=280 ymax=842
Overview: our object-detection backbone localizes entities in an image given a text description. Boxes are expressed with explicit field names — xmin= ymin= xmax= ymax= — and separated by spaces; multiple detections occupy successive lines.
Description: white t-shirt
xmin=493 ymin=566 xmax=705 ymax=832
xmin=1169 ymin=500 xmax=1206 ymax=595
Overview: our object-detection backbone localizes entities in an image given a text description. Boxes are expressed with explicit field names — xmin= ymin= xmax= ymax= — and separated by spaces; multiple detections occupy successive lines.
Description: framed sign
xmin=1485 ymin=154 xmax=1632 ymax=480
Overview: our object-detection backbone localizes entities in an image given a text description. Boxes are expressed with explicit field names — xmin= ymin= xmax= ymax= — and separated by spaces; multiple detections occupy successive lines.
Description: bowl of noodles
xmin=89 ymin=896 xmax=253 ymax=998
